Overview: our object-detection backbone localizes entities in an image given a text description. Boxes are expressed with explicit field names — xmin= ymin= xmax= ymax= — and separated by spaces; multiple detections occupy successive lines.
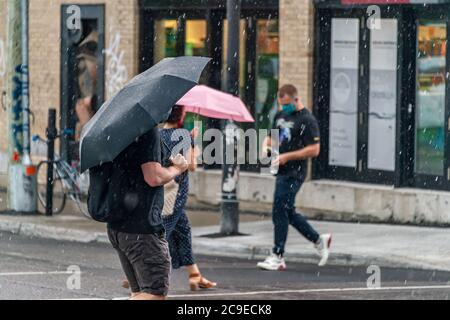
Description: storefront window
xmin=154 ymin=20 xmax=178 ymax=64
xmin=62 ymin=14 xmax=104 ymax=165
xmin=328 ymin=18 xmax=360 ymax=169
xmin=368 ymin=19 xmax=398 ymax=172
xmin=183 ymin=20 xmax=208 ymax=132
xmin=415 ymin=21 xmax=447 ymax=176
xmin=185 ymin=20 xmax=207 ymax=56
xmin=222 ymin=19 xmax=279 ymax=130
xmin=74 ymin=23 xmax=100 ymax=146
xmin=255 ymin=19 xmax=279 ymax=130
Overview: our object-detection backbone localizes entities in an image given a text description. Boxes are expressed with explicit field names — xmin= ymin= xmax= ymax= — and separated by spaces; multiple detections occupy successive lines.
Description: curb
xmin=192 ymin=241 xmax=450 ymax=272
xmin=0 ymin=219 xmax=110 ymax=244
xmin=1 ymin=218 xmax=449 ymax=273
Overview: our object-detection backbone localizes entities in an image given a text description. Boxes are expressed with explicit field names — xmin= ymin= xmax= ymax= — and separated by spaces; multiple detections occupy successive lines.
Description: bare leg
xmin=187 ymin=264 xmax=217 ymax=291
xmin=186 ymin=264 xmax=200 ymax=276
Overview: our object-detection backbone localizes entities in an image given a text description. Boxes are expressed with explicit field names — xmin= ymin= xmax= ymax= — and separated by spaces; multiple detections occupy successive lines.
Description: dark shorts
xmin=107 ymin=228 xmax=171 ymax=296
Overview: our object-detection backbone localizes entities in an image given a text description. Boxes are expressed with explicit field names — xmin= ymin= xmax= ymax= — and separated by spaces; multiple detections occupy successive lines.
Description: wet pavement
xmin=0 ymin=232 xmax=449 ymax=300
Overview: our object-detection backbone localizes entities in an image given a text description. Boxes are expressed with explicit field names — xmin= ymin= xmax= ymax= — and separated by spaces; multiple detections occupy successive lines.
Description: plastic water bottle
xmin=270 ymin=149 xmax=279 ymax=175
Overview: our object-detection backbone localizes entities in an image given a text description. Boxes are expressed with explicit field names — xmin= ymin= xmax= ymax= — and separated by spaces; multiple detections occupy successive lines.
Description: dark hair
xmin=166 ymin=105 xmax=185 ymax=125
xmin=278 ymin=84 xmax=298 ymax=98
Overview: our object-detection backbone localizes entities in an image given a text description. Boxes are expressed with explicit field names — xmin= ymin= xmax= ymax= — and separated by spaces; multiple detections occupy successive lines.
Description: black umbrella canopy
xmin=80 ymin=56 xmax=210 ymax=172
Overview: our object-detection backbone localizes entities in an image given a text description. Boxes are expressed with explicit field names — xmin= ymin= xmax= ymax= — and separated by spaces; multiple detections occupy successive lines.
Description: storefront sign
xmin=368 ymin=19 xmax=398 ymax=171
xmin=341 ymin=0 xmax=450 ymax=3
xmin=342 ymin=0 xmax=409 ymax=4
xmin=329 ymin=18 xmax=359 ymax=168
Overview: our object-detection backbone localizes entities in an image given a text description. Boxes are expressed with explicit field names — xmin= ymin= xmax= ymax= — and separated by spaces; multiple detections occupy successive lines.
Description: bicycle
xmin=32 ymin=132 xmax=90 ymax=218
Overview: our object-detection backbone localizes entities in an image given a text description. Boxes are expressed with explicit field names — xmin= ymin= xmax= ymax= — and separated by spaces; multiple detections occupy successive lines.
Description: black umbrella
xmin=80 ymin=56 xmax=210 ymax=172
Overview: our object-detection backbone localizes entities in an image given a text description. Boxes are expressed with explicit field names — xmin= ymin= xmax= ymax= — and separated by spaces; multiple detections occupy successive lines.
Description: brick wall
xmin=0 ymin=0 xmax=139 ymax=165
xmin=279 ymin=0 xmax=314 ymax=108
xmin=279 ymin=0 xmax=316 ymax=180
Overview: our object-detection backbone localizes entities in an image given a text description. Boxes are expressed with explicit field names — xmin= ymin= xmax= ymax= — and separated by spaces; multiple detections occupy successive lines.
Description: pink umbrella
xmin=177 ymin=85 xmax=255 ymax=123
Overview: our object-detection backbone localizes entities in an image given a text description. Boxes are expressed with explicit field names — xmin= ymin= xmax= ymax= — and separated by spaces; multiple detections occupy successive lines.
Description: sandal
xmin=189 ymin=273 xmax=217 ymax=291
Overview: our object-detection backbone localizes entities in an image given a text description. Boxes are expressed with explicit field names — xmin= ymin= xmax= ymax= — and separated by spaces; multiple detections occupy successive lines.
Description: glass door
xmin=315 ymin=8 xmax=400 ymax=184
xmin=61 ymin=5 xmax=105 ymax=165
xmin=183 ymin=19 xmax=208 ymax=132
xmin=322 ymin=12 xmax=364 ymax=182
xmin=365 ymin=16 xmax=400 ymax=184
xmin=414 ymin=17 xmax=449 ymax=188
xmin=153 ymin=19 xmax=179 ymax=64
xmin=254 ymin=19 xmax=279 ymax=131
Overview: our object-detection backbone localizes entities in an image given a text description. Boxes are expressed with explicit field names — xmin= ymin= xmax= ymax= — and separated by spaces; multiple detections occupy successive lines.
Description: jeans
xmin=272 ymin=175 xmax=320 ymax=256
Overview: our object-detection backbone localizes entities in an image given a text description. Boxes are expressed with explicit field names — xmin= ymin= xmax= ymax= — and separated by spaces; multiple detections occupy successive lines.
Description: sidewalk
xmin=192 ymin=220 xmax=450 ymax=272
xmin=1 ymin=200 xmax=450 ymax=272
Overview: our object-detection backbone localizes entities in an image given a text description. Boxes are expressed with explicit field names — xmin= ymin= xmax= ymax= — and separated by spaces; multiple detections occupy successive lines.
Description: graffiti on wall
xmin=11 ymin=64 xmax=28 ymax=156
xmin=0 ymin=38 xmax=6 ymax=78
xmin=104 ymin=30 xmax=128 ymax=98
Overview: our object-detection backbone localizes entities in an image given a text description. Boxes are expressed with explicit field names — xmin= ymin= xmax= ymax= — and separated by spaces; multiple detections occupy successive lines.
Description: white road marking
xmin=0 ymin=271 xmax=75 ymax=277
xmin=3 ymin=270 xmax=449 ymax=300
xmin=167 ymin=285 xmax=450 ymax=298
xmin=97 ymin=284 xmax=450 ymax=300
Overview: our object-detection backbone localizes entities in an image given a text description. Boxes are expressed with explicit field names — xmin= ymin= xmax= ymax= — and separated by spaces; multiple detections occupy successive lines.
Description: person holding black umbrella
xmin=81 ymin=57 xmax=211 ymax=300
xmin=122 ymin=105 xmax=217 ymax=293
xmin=107 ymin=127 xmax=189 ymax=300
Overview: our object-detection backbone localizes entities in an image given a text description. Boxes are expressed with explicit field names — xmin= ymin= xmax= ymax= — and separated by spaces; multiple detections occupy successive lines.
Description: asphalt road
xmin=0 ymin=232 xmax=450 ymax=300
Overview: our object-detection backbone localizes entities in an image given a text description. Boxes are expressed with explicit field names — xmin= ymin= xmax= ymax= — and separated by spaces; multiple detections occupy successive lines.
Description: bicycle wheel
xmin=73 ymin=192 xmax=92 ymax=220
xmin=36 ymin=161 xmax=67 ymax=215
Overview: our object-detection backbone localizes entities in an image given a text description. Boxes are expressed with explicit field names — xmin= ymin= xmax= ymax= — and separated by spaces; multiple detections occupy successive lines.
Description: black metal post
xmin=45 ymin=109 xmax=57 ymax=216
xmin=220 ymin=0 xmax=241 ymax=235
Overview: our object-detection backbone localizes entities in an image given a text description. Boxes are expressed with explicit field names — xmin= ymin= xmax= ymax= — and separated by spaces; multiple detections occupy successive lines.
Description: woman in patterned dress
xmin=160 ymin=105 xmax=217 ymax=291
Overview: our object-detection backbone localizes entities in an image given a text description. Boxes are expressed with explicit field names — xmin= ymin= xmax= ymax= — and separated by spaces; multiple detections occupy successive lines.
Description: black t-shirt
xmin=272 ymin=108 xmax=320 ymax=179
xmin=107 ymin=127 xmax=164 ymax=235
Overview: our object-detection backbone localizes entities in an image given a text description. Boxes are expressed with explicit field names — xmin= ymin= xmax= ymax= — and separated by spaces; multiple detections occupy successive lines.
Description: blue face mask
xmin=282 ymin=103 xmax=297 ymax=115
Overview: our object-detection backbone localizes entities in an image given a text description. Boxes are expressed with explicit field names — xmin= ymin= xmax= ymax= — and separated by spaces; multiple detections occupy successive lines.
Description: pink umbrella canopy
xmin=177 ymin=85 xmax=255 ymax=122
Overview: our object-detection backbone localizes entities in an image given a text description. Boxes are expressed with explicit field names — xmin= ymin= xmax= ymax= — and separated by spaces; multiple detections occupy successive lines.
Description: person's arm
xmin=136 ymin=128 xmax=187 ymax=187
xmin=274 ymin=144 xmax=320 ymax=166
xmin=263 ymin=135 xmax=272 ymax=149
xmin=261 ymin=135 xmax=273 ymax=160
xmin=186 ymin=128 xmax=199 ymax=172
xmin=141 ymin=156 xmax=188 ymax=187
xmin=187 ymin=146 xmax=199 ymax=172
xmin=274 ymin=116 xmax=321 ymax=166
xmin=261 ymin=116 xmax=278 ymax=158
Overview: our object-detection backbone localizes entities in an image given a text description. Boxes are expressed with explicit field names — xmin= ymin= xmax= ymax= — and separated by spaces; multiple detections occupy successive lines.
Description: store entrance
xmin=314 ymin=8 xmax=402 ymax=185
xmin=140 ymin=6 xmax=279 ymax=171
xmin=61 ymin=5 xmax=105 ymax=165
xmin=410 ymin=10 xmax=450 ymax=190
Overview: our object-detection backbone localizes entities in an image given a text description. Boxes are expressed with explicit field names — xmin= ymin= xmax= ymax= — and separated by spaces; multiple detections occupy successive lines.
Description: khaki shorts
xmin=108 ymin=228 xmax=171 ymax=296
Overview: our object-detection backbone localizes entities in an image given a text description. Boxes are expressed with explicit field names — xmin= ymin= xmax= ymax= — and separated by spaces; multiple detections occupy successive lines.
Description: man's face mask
xmin=281 ymin=103 xmax=296 ymax=115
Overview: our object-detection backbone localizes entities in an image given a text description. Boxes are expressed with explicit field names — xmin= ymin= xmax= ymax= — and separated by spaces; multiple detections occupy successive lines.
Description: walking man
xmin=107 ymin=127 xmax=189 ymax=300
xmin=257 ymin=84 xmax=332 ymax=271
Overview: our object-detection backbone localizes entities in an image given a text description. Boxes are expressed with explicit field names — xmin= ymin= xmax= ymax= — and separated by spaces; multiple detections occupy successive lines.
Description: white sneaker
xmin=315 ymin=234 xmax=332 ymax=267
xmin=257 ymin=254 xmax=286 ymax=271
